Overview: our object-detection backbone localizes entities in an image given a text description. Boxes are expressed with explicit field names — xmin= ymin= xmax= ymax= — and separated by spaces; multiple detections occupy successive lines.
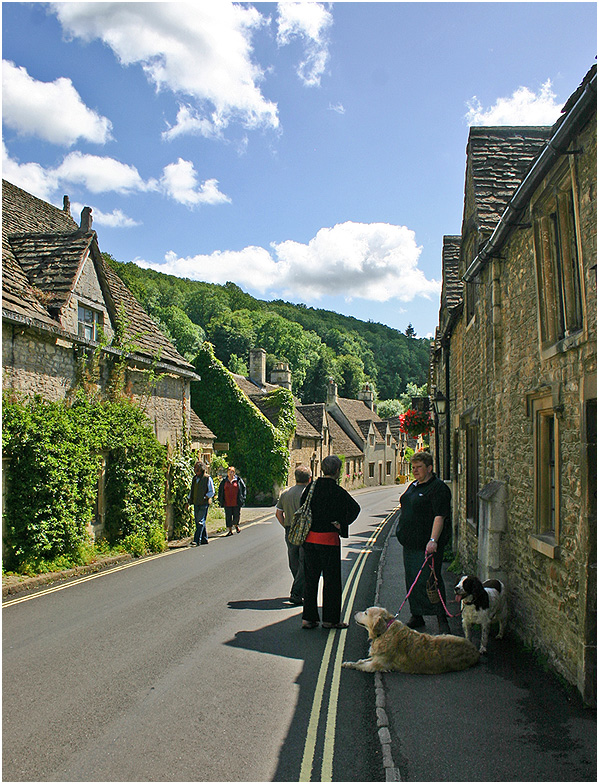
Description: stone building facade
xmin=3 ymin=180 xmax=217 ymax=541
xmin=430 ymin=65 xmax=596 ymax=703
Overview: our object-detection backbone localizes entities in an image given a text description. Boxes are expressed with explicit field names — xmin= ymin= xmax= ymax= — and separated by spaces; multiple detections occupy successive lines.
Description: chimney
xmin=357 ymin=383 xmax=375 ymax=410
xmin=326 ymin=377 xmax=338 ymax=407
xmin=63 ymin=195 xmax=71 ymax=215
xmin=248 ymin=348 xmax=266 ymax=387
xmin=270 ymin=361 xmax=292 ymax=390
xmin=79 ymin=206 xmax=93 ymax=233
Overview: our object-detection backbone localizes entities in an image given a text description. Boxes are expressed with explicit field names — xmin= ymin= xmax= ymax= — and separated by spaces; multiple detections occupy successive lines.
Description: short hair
xmin=294 ymin=465 xmax=312 ymax=484
xmin=227 ymin=465 xmax=236 ymax=472
xmin=322 ymin=455 xmax=342 ymax=477
xmin=411 ymin=450 xmax=433 ymax=468
xmin=194 ymin=461 xmax=205 ymax=475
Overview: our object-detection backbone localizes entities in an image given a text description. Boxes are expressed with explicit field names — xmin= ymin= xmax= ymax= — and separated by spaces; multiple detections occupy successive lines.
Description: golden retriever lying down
xmin=342 ymin=606 xmax=479 ymax=674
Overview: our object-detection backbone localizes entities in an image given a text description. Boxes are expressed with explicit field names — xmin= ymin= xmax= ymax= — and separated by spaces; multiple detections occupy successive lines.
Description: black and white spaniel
xmin=454 ymin=575 xmax=507 ymax=654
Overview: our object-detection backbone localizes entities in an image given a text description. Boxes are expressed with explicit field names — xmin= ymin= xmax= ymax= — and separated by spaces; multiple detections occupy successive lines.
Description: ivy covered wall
xmin=191 ymin=342 xmax=295 ymax=503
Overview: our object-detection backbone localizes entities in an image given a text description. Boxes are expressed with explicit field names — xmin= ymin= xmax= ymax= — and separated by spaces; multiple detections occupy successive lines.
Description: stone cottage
xmin=2 ymin=180 xmax=216 ymax=533
xmin=325 ymin=379 xmax=399 ymax=486
xmin=429 ymin=65 xmax=596 ymax=703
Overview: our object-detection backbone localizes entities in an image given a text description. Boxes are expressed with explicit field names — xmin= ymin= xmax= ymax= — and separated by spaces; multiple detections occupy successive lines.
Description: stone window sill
xmin=528 ymin=533 xmax=559 ymax=559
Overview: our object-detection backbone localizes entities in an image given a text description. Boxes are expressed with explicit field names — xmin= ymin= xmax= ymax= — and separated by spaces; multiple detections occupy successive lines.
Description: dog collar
xmin=386 ymin=618 xmax=396 ymax=630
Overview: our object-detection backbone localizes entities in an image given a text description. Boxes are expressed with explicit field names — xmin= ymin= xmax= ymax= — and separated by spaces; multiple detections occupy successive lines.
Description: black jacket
xmin=218 ymin=475 xmax=247 ymax=507
xmin=301 ymin=477 xmax=360 ymax=538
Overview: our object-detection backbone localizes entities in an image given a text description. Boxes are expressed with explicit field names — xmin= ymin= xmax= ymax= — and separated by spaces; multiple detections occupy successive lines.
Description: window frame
xmin=528 ymin=392 xmax=561 ymax=558
xmin=532 ymin=159 xmax=585 ymax=357
xmin=78 ymin=303 xmax=104 ymax=342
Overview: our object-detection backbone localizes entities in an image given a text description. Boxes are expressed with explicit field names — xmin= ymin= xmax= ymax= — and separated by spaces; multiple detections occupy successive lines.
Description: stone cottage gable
xmin=333 ymin=396 xmax=386 ymax=448
xmin=189 ymin=408 xmax=216 ymax=442
xmin=463 ymin=127 xmax=552 ymax=237
xmin=3 ymin=179 xmax=193 ymax=374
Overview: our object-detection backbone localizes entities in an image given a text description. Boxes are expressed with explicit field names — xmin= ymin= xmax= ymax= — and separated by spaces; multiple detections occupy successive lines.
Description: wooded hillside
xmin=105 ymin=256 xmax=431 ymax=403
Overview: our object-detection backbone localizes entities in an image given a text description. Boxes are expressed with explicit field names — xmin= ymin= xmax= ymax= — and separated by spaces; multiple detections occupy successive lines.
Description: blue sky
xmin=3 ymin=2 xmax=597 ymax=337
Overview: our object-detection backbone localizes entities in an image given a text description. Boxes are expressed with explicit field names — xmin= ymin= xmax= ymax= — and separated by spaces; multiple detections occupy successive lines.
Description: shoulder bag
xmin=287 ymin=481 xmax=317 ymax=546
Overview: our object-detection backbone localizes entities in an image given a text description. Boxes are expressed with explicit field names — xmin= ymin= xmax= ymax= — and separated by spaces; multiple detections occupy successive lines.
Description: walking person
xmin=218 ymin=465 xmax=247 ymax=536
xmin=300 ymin=455 xmax=360 ymax=629
xmin=185 ymin=462 xmax=215 ymax=546
xmin=276 ymin=465 xmax=312 ymax=606
xmin=395 ymin=450 xmax=452 ymax=633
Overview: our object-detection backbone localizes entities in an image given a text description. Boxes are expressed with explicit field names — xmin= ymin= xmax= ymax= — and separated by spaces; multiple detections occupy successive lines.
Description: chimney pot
xmin=63 ymin=195 xmax=71 ymax=214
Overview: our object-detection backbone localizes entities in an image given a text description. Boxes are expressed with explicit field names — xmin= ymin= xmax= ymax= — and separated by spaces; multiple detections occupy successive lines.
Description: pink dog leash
xmin=393 ymin=552 xmax=462 ymax=620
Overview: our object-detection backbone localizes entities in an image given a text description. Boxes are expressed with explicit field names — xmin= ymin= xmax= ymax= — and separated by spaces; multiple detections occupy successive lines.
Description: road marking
xmin=299 ymin=511 xmax=394 ymax=781
xmin=3 ymin=514 xmax=278 ymax=607
xmin=2 ymin=549 xmax=187 ymax=607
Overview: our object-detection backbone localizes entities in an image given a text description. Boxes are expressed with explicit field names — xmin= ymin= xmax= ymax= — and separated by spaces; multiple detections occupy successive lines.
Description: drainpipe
xmin=463 ymin=68 xmax=596 ymax=283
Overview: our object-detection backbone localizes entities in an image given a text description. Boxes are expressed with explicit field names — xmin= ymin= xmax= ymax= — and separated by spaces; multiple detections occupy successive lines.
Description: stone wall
xmin=451 ymin=113 xmax=596 ymax=695
xmin=2 ymin=323 xmax=190 ymax=447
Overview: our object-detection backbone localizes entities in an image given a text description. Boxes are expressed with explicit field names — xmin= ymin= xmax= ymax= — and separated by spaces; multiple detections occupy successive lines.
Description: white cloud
xmin=51 ymin=2 xmax=279 ymax=140
xmin=3 ymin=146 xmax=228 ymax=211
xmin=161 ymin=159 xmax=231 ymax=207
xmin=53 ymin=152 xmax=157 ymax=194
xmin=2 ymin=60 xmax=112 ymax=146
xmin=466 ymin=79 xmax=562 ymax=126
xmin=138 ymin=221 xmax=440 ymax=303
xmin=70 ymin=201 xmax=141 ymax=229
xmin=328 ymin=102 xmax=345 ymax=115
xmin=2 ymin=142 xmax=58 ymax=202
xmin=276 ymin=2 xmax=333 ymax=87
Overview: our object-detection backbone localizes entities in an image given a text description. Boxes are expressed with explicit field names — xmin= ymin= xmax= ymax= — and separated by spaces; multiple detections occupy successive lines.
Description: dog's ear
xmin=370 ymin=608 xmax=390 ymax=638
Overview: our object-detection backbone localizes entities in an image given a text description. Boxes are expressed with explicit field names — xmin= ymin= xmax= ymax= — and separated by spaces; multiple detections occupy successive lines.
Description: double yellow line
xmin=299 ymin=511 xmax=393 ymax=782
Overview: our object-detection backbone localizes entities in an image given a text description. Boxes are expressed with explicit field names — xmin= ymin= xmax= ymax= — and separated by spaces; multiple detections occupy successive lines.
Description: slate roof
xmin=333 ymin=397 xmax=388 ymax=448
xmin=189 ymin=409 xmax=216 ymax=441
xmin=2 ymin=179 xmax=193 ymax=373
xmin=327 ymin=415 xmax=363 ymax=458
xmin=464 ymin=127 xmax=551 ymax=235
xmin=295 ymin=408 xmax=322 ymax=440
xmin=297 ymin=403 xmax=326 ymax=435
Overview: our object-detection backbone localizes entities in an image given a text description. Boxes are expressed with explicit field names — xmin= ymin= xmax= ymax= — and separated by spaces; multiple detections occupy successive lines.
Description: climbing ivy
xmin=2 ymin=388 xmax=168 ymax=573
xmin=191 ymin=342 xmax=292 ymax=503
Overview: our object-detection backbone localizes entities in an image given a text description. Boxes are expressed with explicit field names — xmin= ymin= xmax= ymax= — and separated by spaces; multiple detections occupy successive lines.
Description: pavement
xmin=373 ymin=516 xmax=597 ymax=782
xmin=4 ymin=502 xmax=596 ymax=783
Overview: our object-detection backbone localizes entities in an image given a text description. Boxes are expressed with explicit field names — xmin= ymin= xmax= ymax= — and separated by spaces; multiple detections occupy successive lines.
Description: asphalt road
xmin=2 ymin=484 xmax=401 ymax=782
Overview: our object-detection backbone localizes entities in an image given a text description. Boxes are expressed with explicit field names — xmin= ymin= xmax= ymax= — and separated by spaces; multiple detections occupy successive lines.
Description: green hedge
xmin=2 ymin=390 xmax=167 ymax=572
xmin=191 ymin=342 xmax=293 ymax=503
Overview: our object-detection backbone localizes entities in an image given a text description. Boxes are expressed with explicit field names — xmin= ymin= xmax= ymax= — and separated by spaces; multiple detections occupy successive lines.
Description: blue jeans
xmin=193 ymin=505 xmax=209 ymax=544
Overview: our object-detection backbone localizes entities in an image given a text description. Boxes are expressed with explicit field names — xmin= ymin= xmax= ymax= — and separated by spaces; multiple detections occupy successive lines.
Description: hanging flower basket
xmin=399 ymin=409 xmax=433 ymax=438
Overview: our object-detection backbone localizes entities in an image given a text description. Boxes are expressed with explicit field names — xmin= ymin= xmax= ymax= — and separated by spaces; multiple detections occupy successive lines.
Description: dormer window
xmin=78 ymin=304 xmax=104 ymax=341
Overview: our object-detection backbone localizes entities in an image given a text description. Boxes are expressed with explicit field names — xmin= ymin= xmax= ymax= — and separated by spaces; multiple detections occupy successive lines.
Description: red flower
xmin=399 ymin=409 xmax=432 ymax=437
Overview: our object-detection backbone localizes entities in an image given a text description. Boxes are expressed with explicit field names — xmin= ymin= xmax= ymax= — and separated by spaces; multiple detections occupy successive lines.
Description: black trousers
xmin=302 ymin=542 xmax=342 ymax=624
xmin=225 ymin=506 xmax=240 ymax=527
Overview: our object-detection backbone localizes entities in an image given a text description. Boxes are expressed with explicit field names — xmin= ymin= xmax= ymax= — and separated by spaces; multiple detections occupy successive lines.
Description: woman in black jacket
xmin=301 ymin=455 xmax=360 ymax=629
xmin=396 ymin=450 xmax=451 ymax=633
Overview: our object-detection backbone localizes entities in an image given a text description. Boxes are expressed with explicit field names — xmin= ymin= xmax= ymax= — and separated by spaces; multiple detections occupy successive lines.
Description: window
xmin=386 ymin=461 xmax=392 ymax=476
xmin=368 ymin=462 xmax=375 ymax=478
xmin=386 ymin=434 xmax=391 ymax=446
xmin=529 ymin=393 xmax=560 ymax=553
xmin=533 ymin=165 xmax=583 ymax=351
xmin=78 ymin=304 xmax=104 ymax=342
xmin=369 ymin=434 xmax=375 ymax=446
xmin=527 ymin=392 xmax=561 ymax=557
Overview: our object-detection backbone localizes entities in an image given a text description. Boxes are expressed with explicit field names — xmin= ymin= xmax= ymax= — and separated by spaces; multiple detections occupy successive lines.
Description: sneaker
xmin=288 ymin=596 xmax=303 ymax=606
xmin=225 ymin=531 xmax=234 ymax=537
xmin=406 ymin=615 xmax=425 ymax=629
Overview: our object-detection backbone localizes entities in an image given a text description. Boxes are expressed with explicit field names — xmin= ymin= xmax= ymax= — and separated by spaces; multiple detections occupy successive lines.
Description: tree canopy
xmin=104 ymin=255 xmax=432 ymax=403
